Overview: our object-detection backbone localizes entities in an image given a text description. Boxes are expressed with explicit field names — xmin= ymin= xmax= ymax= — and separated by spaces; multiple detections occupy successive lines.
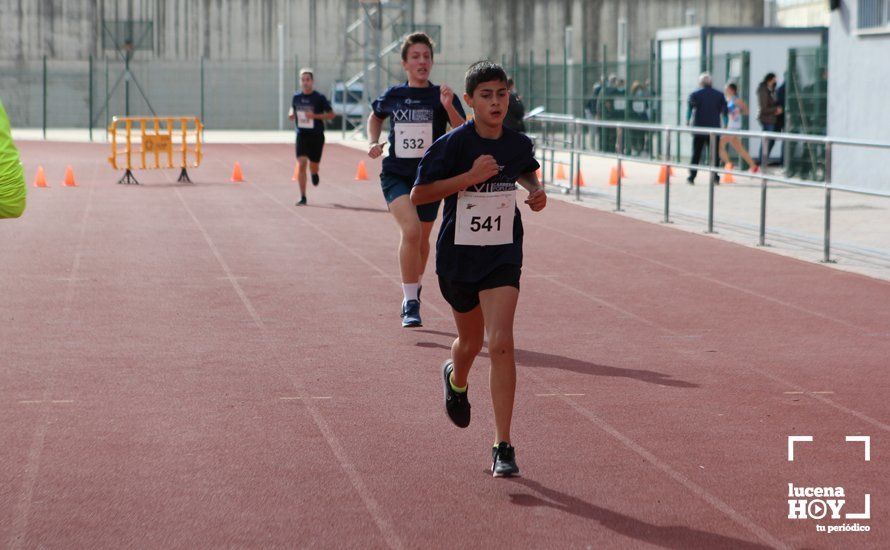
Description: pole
xmin=278 ymin=23 xmax=284 ymax=131
xmin=822 ymin=142 xmax=834 ymax=263
xmin=89 ymin=55 xmax=94 ymax=142
xmin=200 ymin=57 xmax=205 ymax=125
xmin=663 ymin=131 xmax=672 ymax=223
xmin=104 ymin=58 xmax=109 ymax=142
xmin=545 ymin=49 xmax=550 ymax=112
xmin=42 ymin=56 xmax=47 ymax=139
xmin=759 ymin=136 xmax=769 ymax=246
xmin=615 ymin=127 xmax=624 ymax=212
xmin=707 ymin=131 xmax=717 ymax=233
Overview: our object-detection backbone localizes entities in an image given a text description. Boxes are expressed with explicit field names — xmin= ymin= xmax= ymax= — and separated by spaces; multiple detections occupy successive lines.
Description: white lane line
xmin=11 ymin=179 xmax=96 ymax=550
xmin=528 ymin=220 xmax=865 ymax=331
xmin=173 ymin=187 xmax=265 ymax=330
xmin=173 ymin=158 xmax=403 ymax=550
xmin=529 ymin=371 xmax=790 ymax=550
xmin=525 ymin=264 xmax=890 ymax=433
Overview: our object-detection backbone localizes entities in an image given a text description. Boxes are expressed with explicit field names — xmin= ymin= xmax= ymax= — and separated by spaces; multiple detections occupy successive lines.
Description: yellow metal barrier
xmin=108 ymin=116 xmax=203 ymax=184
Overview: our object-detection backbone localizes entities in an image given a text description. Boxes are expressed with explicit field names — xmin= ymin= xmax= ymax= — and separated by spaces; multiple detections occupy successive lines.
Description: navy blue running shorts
xmin=380 ymin=171 xmax=440 ymax=223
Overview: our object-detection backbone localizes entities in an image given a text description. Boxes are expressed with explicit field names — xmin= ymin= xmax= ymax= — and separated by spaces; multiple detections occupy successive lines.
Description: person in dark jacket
xmin=686 ymin=72 xmax=727 ymax=185
xmin=757 ymin=73 xmax=783 ymax=165
xmin=503 ymin=78 xmax=526 ymax=133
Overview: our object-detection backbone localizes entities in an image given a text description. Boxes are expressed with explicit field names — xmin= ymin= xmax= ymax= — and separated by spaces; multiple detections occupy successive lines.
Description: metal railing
xmin=527 ymin=111 xmax=890 ymax=263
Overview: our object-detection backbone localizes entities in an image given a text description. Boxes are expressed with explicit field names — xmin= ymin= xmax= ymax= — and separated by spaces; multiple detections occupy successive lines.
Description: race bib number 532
xmin=394 ymin=122 xmax=432 ymax=158
xmin=454 ymin=191 xmax=515 ymax=246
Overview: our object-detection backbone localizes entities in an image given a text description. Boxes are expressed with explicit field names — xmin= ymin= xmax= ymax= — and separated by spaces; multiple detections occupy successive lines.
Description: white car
xmin=330 ymin=83 xmax=366 ymax=126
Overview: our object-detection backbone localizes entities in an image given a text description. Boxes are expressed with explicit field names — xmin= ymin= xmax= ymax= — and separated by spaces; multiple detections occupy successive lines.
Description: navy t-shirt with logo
xmin=414 ymin=120 xmax=540 ymax=283
xmin=372 ymin=82 xmax=465 ymax=179
xmin=292 ymin=91 xmax=332 ymax=135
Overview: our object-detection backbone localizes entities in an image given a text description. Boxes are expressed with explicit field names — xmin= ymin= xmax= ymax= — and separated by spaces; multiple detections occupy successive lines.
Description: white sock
xmin=402 ymin=282 xmax=419 ymax=302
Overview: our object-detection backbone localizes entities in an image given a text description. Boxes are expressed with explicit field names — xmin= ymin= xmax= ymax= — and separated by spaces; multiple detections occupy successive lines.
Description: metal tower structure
xmin=340 ymin=0 xmax=414 ymax=138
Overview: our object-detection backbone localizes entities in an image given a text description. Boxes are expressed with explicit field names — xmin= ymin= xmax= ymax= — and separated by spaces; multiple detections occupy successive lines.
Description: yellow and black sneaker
xmin=492 ymin=442 xmax=520 ymax=477
xmin=442 ymin=360 xmax=470 ymax=428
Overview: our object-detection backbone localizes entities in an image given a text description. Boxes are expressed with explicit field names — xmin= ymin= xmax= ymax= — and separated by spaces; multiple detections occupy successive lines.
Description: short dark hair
xmin=400 ymin=32 xmax=434 ymax=61
xmin=726 ymin=82 xmax=738 ymax=94
xmin=506 ymin=77 xmax=514 ymax=87
xmin=465 ymin=61 xmax=508 ymax=96
xmin=299 ymin=68 xmax=314 ymax=80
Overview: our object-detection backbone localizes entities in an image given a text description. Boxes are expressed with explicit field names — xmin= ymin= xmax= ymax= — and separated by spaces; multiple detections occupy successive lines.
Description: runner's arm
xmin=411 ymin=155 xmax=498 ymax=205
xmin=517 ymin=172 xmax=546 ymax=212
xmin=367 ymin=113 xmax=386 ymax=158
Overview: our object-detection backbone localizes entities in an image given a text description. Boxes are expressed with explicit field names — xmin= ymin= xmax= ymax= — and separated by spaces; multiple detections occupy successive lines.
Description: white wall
xmin=828 ymin=1 xmax=890 ymax=192
xmin=714 ymin=31 xmax=823 ymax=157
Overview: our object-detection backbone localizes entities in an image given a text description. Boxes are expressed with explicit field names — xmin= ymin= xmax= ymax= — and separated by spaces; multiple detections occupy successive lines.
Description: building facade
xmin=827 ymin=0 xmax=890 ymax=191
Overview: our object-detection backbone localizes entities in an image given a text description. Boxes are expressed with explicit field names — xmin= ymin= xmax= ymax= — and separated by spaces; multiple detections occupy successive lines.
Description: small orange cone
xmin=556 ymin=163 xmax=566 ymax=181
xmin=63 ymin=165 xmax=77 ymax=187
xmin=231 ymin=162 xmax=244 ymax=182
xmin=291 ymin=162 xmax=300 ymax=181
xmin=355 ymin=160 xmax=369 ymax=181
xmin=656 ymin=165 xmax=669 ymax=185
xmin=722 ymin=163 xmax=735 ymax=184
xmin=574 ymin=170 xmax=585 ymax=187
xmin=609 ymin=166 xmax=619 ymax=186
xmin=34 ymin=166 xmax=48 ymax=188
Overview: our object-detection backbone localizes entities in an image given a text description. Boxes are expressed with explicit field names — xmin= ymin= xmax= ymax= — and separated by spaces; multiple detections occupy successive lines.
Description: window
xmin=685 ymin=9 xmax=697 ymax=26
xmin=858 ymin=0 xmax=890 ymax=30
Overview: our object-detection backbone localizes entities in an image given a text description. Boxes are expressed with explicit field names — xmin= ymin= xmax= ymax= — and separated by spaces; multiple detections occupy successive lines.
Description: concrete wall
xmin=828 ymin=1 xmax=890 ymax=192
xmin=2 ymin=0 xmax=763 ymax=64
xmin=0 ymin=0 xmax=764 ymax=129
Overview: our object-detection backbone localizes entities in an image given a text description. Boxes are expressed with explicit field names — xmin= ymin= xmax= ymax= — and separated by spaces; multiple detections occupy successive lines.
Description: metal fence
xmin=526 ymin=112 xmax=890 ymax=264
xmin=0 ymin=55 xmax=324 ymax=134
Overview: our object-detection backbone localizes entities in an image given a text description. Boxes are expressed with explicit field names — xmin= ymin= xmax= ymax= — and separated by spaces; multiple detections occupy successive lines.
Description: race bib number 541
xmin=454 ymin=191 xmax=515 ymax=246
xmin=395 ymin=122 xmax=432 ymax=158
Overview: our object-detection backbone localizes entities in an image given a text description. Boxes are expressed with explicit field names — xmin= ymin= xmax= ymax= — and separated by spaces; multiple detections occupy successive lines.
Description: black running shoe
xmin=401 ymin=299 xmax=421 ymax=327
xmin=492 ymin=442 xmax=520 ymax=477
xmin=311 ymin=173 xmax=320 ymax=186
xmin=442 ymin=360 xmax=470 ymax=428
xmin=296 ymin=196 xmax=307 ymax=206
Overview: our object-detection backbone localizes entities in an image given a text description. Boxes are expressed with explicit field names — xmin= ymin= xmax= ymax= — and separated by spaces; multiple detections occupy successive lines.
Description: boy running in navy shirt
xmin=411 ymin=61 xmax=546 ymax=477
xmin=367 ymin=32 xmax=466 ymax=328
xmin=289 ymin=68 xmax=334 ymax=205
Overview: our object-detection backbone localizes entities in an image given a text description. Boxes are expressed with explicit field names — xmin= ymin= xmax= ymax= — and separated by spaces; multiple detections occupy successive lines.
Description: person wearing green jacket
xmin=0 ymin=98 xmax=27 ymax=218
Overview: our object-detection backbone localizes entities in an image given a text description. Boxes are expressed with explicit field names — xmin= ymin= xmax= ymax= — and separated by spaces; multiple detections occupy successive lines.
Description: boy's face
xmin=402 ymin=44 xmax=433 ymax=82
xmin=465 ymin=79 xmax=508 ymax=126
xmin=301 ymin=73 xmax=314 ymax=93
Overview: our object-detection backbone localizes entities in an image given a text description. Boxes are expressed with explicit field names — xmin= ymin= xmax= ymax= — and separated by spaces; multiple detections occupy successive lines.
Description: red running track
xmin=1 ymin=141 xmax=888 ymax=549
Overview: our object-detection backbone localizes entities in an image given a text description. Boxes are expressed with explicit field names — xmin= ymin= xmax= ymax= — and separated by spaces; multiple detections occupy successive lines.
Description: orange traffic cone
xmin=291 ymin=162 xmax=300 ymax=181
xmin=656 ymin=165 xmax=669 ymax=185
xmin=556 ymin=163 xmax=566 ymax=181
xmin=34 ymin=166 xmax=48 ymax=188
xmin=355 ymin=160 xmax=369 ymax=181
xmin=722 ymin=163 xmax=735 ymax=184
xmin=574 ymin=170 xmax=585 ymax=187
xmin=231 ymin=162 xmax=244 ymax=182
xmin=609 ymin=166 xmax=619 ymax=186
xmin=63 ymin=165 xmax=77 ymax=187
